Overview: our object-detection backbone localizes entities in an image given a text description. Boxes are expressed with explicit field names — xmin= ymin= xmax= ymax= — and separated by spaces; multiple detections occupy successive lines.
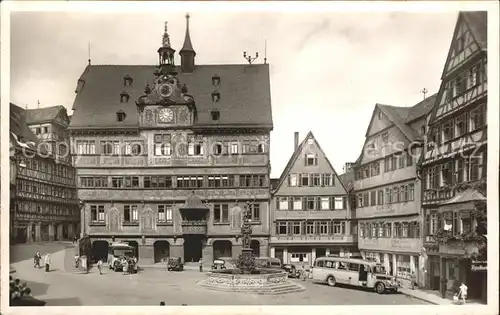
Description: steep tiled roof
xmin=10 ymin=103 xmax=39 ymax=145
xmin=69 ymin=64 xmax=273 ymax=130
xmin=462 ymin=11 xmax=487 ymax=50
xmin=25 ymin=105 xmax=66 ymax=125
xmin=272 ymin=131 xmax=348 ymax=194
xmin=405 ymin=94 xmax=437 ymax=123
xmin=376 ymin=104 xmax=417 ymax=141
xmin=339 ymin=171 xmax=355 ymax=192
xmin=355 ymin=95 xmax=436 ymax=167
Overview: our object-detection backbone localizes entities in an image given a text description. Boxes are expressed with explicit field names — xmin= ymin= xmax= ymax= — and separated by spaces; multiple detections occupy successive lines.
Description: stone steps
xmin=197 ymin=281 xmax=305 ymax=295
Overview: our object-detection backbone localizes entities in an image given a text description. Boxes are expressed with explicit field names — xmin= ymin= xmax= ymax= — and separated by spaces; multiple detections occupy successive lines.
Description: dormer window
xmin=124 ymin=75 xmax=133 ymax=86
xmin=211 ymin=91 xmax=221 ymax=103
xmin=211 ymin=110 xmax=220 ymax=121
xmin=120 ymin=91 xmax=130 ymax=103
xmin=117 ymin=110 xmax=126 ymax=122
xmin=212 ymin=74 xmax=221 ymax=86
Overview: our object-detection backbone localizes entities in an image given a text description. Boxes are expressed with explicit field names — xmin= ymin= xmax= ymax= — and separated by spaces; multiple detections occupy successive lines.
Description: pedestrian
xmin=44 ymin=254 xmax=51 ymax=272
xmin=458 ymin=282 xmax=468 ymax=304
xmin=300 ymin=265 xmax=306 ymax=281
xmin=411 ymin=272 xmax=417 ymax=290
xmin=123 ymin=260 xmax=129 ymax=275
xmin=199 ymin=258 xmax=203 ymax=272
xmin=440 ymin=277 xmax=447 ymax=299
xmin=74 ymin=254 xmax=80 ymax=269
xmin=97 ymin=259 xmax=103 ymax=275
xmin=34 ymin=251 xmax=41 ymax=269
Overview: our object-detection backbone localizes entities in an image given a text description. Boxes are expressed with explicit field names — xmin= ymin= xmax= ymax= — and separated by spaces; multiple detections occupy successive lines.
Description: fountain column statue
xmin=236 ymin=201 xmax=256 ymax=274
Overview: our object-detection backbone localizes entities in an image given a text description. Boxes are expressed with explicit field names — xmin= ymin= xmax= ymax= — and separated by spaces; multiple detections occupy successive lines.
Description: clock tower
xmin=136 ymin=21 xmax=196 ymax=128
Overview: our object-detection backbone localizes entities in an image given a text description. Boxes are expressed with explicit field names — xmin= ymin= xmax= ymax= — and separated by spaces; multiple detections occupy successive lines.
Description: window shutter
xmin=302 ymin=198 xmax=307 ymax=210
xmin=332 ymin=174 xmax=335 ymax=186
xmin=301 ymin=221 xmax=306 ymax=235
xmin=342 ymin=196 xmax=347 ymax=210
xmin=287 ymin=222 xmax=293 ymax=236
xmin=341 ymin=221 xmax=346 ymax=235
xmin=287 ymin=175 xmax=291 ymax=186
xmin=315 ymin=197 xmax=321 ymax=210
xmin=275 ymin=223 xmax=280 ymax=235
xmin=298 ymin=174 xmax=302 ymax=187
xmin=304 ymin=155 xmax=307 ymax=166
xmin=437 ymin=213 xmax=442 ymax=231
xmin=314 ymin=155 xmax=318 ymax=165
xmin=329 ymin=197 xmax=333 ymax=210
xmin=275 ymin=198 xmax=280 ymax=210
xmin=308 ymin=174 xmax=313 ymax=187
xmin=288 ymin=198 xmax=293 ymax=210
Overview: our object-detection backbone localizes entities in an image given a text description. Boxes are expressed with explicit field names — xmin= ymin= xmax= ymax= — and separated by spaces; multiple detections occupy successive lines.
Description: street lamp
xmin=78 ymin=199 xmax=85 ymax=238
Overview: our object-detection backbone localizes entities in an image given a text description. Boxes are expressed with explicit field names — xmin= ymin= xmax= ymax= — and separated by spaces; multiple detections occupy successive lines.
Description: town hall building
xmin=69 ymin=15 xmax=273 ymax=265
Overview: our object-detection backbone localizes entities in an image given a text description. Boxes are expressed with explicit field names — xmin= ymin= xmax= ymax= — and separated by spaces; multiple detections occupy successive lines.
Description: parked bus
xmin=108 ymin=242 xmax=135 ymax=271
xmin=311 ymin=256 xmax=398 ymax=294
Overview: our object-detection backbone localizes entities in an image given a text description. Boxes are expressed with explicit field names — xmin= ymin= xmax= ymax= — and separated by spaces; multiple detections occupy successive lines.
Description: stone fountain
xmin=197 ymin=201 xmax=305 ymax=295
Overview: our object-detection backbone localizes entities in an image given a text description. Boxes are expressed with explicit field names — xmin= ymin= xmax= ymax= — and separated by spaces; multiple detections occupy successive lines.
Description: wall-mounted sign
xmin=471 ymin=260 xmax=487 ymax=271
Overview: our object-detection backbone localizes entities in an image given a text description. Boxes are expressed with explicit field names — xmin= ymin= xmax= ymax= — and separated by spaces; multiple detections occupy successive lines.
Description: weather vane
xmin=243 ymin=51 xmax=259 ymax=64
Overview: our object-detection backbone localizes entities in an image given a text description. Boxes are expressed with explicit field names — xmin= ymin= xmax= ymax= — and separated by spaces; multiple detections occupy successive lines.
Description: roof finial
xmin=88 ymin=41 xmax=92 ymax=65
xmin=162 ymin=21 xmax=171 ymax=48
xmin=37 ymin=100 xmax=40 ymax=109
xmin=180 ymin=13 xmax=195 ymax=53
xmin=421 ymin=88 xmax=428 ymax=100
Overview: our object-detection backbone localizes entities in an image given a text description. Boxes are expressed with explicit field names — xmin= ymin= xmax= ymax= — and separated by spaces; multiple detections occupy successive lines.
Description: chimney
xmin=294 ymin=132 xmax=299 ymax=150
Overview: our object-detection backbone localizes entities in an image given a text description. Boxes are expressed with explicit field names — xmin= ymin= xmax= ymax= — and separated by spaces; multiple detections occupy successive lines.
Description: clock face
xmin=158 ymin=83 xmax=173 ymax=98
xmin=158 ymin=108 xmax=174 ymax=123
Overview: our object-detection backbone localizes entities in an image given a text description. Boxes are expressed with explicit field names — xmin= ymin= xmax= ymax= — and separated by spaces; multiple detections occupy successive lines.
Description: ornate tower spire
xmin=157 ymin=21 xmax=176 ymax=75
xmin=180 ymin=13 xmax=196 ymax=73
xmin=162 ymin=21 xmax=171 ymax=48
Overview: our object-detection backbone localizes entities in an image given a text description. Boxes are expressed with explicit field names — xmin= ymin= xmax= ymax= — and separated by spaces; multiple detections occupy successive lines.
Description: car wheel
xmin=376 ymin=282 xmax=385 ymax=294
xmin=327 ymin=276 xmax=336 ymax=287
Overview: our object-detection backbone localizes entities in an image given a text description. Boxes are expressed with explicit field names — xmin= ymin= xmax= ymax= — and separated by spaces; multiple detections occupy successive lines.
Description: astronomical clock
xmin=136 ymin=71 xmax=195 ymax=127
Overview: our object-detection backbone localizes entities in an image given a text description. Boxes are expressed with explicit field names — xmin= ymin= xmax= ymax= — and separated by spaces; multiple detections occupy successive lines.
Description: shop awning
xmin=438 ymin=188 xmax=485 ymax=212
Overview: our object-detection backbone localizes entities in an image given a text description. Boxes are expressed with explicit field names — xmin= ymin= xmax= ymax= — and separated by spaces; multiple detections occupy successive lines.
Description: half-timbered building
xmin=420 ymin=11 xmax=487 ymax=302
xmin=270 ymin=132 xmax=356 ymax=265
xmin=352 ymin=95 xmax=435 ymax=287
xmin=10 ymin=103 xmax=79 ymax=243
xmin=69 ymin=16 xmax=272 ymax=265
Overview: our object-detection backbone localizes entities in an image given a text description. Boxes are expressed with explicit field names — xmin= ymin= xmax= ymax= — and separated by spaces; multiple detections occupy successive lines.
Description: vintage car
xmin=212 ymin=257 xmax=237 ymax=270
xmin=167 ymin=257 xmax=184 ymax=271
xmin=282 ymin=264 xmax=299 ymax=278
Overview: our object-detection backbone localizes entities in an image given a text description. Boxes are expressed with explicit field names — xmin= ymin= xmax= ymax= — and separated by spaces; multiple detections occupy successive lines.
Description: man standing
xmin=440 ymin=277 xmax=448 ymax=299
xmin=459 ymin=282 xmax=468 ymax=304
xmin=44 ymin=254 xmax=51 ymax=272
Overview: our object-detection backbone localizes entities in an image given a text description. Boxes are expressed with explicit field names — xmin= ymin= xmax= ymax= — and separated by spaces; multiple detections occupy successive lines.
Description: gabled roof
xmin=10 ymin=103 xmax=39 ymax=144
xmin=441 ymin=188 xmax=485 ymax=205
xmin=354 ymin=95 xmax=436 ymax=166
xmin=405 ymin=94 xmax=438 ymax=123
xmin=338 ymin=171 xmax=355 ymax=192
xmin=69 ymin=64 xmax=273 ymax=130
xmin=440 ymin=11 xmax=487 ymax=80
xmin=462 ymin=11 xmax=487 ymax=50
xmin=25 ymin=105 xmax=67 ymax=125
xmin=272 ymin=131 xmax=348 ymax=194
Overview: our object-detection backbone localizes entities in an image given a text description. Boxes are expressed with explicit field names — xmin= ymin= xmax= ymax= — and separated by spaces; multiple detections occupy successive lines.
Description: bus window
xmin=325 ymin=260 xmax=334 ymax=268
xmin=338 ymin=262 xmax=347 ymax=270
xmin=349 ymin=263 xmax=360 ymax=271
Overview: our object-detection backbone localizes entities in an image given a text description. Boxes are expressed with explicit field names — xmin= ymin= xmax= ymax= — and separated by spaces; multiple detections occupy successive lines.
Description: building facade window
xmin=213 ymin=204 xmax=229 ymax=223
xmin=158 ymin=204 xmax=173 ymax=222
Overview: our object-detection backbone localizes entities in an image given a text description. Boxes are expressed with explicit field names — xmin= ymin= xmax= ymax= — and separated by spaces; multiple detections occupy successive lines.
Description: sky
xmin=9 ymin=10 xmax=459 ymax=178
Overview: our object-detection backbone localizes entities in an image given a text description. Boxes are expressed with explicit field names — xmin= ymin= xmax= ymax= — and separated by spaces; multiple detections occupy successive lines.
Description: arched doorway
xmin=213 ymin=240 xmax=232 ymax=259
xmin=154 ymin=241 xmax=170 ymax=263
xmin=91 ymin=240 xmax=109 ymax=262
xmin=124 ymin=240 xmax=139 ymax=260
xmin=251 ymin=240 xmax=260 ymax=257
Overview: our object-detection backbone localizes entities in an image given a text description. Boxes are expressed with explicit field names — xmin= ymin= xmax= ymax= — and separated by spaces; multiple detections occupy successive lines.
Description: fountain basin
xmin=197 ymin=269 xmax=306 ymax=295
